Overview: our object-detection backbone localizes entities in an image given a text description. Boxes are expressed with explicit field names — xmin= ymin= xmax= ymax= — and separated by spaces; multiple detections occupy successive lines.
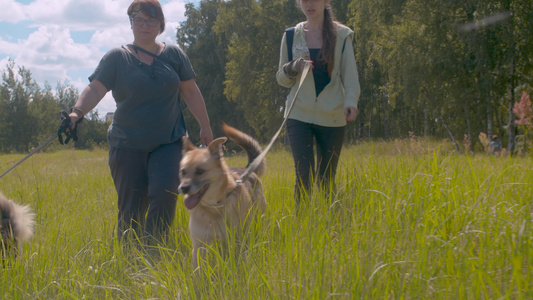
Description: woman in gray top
xmin=68 ymin=0 xmax=213 ymax=245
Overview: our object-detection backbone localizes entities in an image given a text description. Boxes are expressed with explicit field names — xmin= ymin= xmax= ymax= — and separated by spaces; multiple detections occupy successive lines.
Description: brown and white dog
xmin=178 ymin=123 xmax=266 ymax=268
xmin=0 ymin=192 xmax=35 ymax=263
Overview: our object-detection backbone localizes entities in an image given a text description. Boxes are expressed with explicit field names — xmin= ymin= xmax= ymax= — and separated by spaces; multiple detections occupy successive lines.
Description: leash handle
xmin=57 ymin=110 xmax=83 ymax=145
xmin=240 ymin=62 xmax=312 ymax=181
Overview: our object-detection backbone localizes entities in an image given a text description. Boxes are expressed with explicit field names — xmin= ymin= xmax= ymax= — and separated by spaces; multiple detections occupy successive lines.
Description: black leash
xmin=0 ymin=110 xmax=81 ymax=180
xmin=127 ymin=44 xmax=166 ymax=63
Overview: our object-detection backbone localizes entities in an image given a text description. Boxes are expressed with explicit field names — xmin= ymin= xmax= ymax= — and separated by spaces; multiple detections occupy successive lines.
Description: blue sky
xmin=0 ymin=0 xmax=197 ymax=116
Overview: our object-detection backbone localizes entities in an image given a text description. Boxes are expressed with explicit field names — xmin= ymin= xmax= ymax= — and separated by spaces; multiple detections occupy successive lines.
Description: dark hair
xmin=321 ymin=6 xmax=337 ymax=74
xmin=127 ymin=0 xmax=165 ymax=33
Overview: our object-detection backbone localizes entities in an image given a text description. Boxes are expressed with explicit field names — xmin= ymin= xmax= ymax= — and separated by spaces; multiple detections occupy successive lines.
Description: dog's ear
xmin=208 ymin=137 xmax=227 ymax=159
xmin=182 ymin=136 xmax=197 ymax=154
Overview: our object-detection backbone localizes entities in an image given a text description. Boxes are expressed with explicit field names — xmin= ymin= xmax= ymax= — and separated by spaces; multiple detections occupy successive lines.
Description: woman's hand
xmin=292 ymin=58 xmax=313 ymax=73
xmin=283 ymin=58 xmax=313 ymax=77
xmin=199 ymin=126 xmax=214 ymax=148
xmin=68 ymin=107 xmax=84 ymax=128
xmin=68 ymin=114 xmax=83 ymax=129
xmin=344 ymin=106 xmax=358 ymax=122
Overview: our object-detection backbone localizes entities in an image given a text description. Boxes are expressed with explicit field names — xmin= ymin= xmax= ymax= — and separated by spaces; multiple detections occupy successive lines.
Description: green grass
xmin=0 ymin=140 xmax=531 ymax=299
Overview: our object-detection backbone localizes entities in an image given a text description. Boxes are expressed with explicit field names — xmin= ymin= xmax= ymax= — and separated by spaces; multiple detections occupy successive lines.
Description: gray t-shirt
xmin=89 ymin=44 xmax=195 ymax=152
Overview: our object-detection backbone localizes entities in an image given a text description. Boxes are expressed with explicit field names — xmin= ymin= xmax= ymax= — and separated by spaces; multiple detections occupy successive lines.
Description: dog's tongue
xmin=184 ymin=184 xmax=208 ymax=210
xmin=184 ymin=194 xmax=201 ymax=210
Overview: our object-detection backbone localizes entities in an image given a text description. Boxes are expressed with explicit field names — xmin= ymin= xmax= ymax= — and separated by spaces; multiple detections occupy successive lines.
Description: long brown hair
xmin=321 ymin=6 xmax=337 ymax=74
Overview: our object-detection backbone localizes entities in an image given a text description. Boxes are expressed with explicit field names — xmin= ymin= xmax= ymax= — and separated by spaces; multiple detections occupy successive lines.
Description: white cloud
xmin=160 ymin=1 xmax=187 ymax=44
xmin=0 ymin=0 xmax=194 ymax=116
xmin=0 ymin=0 xmax=27 ymax=23
xmin=163 ymin=1 xmax=188 ymax=22
xmin=0 ymin=37 xmax=20 ymax=55
xmin=24 ymin=0 xmax=67 ymax=22
xmin=23 ymin=0 xmax=131 ymax=29
xmin=2 ymin=25 xmax=103 ymax=85
xmin=97 ymin=94 xmax=117 ymax=115
xmin=90 ymin=25 xmax=133 ymax=49
xmin=0 ymin=57 xmax=10 ymax=72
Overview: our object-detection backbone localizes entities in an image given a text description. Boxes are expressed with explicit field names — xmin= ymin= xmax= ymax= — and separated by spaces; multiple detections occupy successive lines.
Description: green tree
xmin=0 ymin=59 xmax=37 ymax=152
xmin=0 ymin=60 xmax=109 ymax=153
xmin=27 ymin=82 xmax=63 ymax=147
xmin=348 ymin=0 xmax=533 ymax=152
xmin=176 ymin=0 xmax=242 ymax=143
xmin=56 ymin=79 xmax=79 ymax=111
xmin=75 ymin=110 xmax=109 ymax=150
xmin=4 ymin=1 xmax=532 ymax=152
xmin=213 ymin=0 xmax=302 ymax=141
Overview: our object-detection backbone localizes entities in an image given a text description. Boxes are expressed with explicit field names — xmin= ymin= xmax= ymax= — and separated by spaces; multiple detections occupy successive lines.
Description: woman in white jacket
xmin=276 ymin=0 xmax=361 ymax=203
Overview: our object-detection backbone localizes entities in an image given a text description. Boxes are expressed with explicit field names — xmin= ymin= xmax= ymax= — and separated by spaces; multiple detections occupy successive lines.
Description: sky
xmin=0 ymin=0 xmax=197 ymax=117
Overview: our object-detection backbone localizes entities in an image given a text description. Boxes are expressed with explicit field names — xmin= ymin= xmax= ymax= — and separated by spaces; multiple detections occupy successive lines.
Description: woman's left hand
xmin=344 ymin=107 xmax=358 ymax=122
xmin=199 ymin=126 xmax=214 ymax=148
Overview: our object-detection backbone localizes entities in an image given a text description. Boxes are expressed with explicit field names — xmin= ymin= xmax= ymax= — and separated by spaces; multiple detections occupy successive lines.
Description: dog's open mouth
xmin=184 ymin=184 xmax=209 ymax=210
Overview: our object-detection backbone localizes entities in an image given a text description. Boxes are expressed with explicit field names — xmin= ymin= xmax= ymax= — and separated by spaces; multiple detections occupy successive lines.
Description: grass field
xmin=0 ymin=139 xmax=532 ymax=299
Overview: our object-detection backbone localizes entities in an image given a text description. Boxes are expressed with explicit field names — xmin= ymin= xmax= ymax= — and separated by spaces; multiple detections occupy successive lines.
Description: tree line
xmin=1 ymin=0 xmax=532 ymax=154
xmin=0 ymin=60 xmax=108 ymax=153
xmin=178 ymin=0 xmax=532 ymax=153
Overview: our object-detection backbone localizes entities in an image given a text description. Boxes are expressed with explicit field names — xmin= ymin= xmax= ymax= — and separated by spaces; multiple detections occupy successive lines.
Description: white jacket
xmin=276 ymin=22 xmax=361 ymax=127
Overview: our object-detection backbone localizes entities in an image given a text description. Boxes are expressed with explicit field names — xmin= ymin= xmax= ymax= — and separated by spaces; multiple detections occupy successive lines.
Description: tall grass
xmin=0 ymin=140 xmax=531 ymax=299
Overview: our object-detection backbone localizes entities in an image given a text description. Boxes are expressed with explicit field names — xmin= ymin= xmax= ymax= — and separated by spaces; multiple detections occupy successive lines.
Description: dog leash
xmin=238 ymin=62 xmax=312 ymax=183
xmin=0 ymin=111 xmax=80 ymax=180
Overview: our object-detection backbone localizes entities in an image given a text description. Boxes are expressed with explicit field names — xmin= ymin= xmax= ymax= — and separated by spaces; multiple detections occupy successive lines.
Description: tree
xmin=27 ymin=82 xmax=63 ymax=146
xmin=176 ymin=0 xmax=243 ymax=143
xmin=75 ymin=110 xmax=109 ymax=150
xmin=3 ymin=1 xmax=532 ymax=152
xmin=348 ymin=0 xmax=533 ymax=151
xmin=0 ymin=59 xmax=37 ymax=152
xmin=0 ymin=60 xmax=109 ymax=153
xmin=213 ymin=0 xmax=302 ymax=141
xmin=56 ymin=80 xmax=79 ymax=111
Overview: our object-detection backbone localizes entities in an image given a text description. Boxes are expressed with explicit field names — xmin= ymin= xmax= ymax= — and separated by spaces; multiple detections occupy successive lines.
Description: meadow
xmin=0 ymin=138 xmax=531 ymax=299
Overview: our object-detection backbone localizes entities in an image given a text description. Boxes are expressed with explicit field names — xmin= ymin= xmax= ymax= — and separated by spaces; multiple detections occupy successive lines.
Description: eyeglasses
xmin=131 ymin=17 xmax=159 ymax=27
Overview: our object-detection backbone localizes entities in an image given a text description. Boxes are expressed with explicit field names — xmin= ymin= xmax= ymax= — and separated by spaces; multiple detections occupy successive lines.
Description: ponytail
xmin=321 ymin=6 xmax=337 ymax=74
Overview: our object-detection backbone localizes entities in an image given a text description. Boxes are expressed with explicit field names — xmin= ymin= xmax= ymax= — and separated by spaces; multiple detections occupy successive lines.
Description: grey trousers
xmin=108 ymin=141 xmax=182 ymax=243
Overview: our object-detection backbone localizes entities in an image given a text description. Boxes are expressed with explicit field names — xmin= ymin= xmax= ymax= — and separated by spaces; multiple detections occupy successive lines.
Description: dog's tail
xmin=222 ymin=123 xmax=266 ymax=177
xmin=0 ymin=192 xmax=35 ymax=244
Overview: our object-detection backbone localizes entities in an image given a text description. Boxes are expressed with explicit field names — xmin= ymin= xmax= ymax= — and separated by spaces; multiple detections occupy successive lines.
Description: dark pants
xmin=285 ymin=119 xmax=345 ymax=203
xmin=108 ymin=141 xmax=182 ymax=244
